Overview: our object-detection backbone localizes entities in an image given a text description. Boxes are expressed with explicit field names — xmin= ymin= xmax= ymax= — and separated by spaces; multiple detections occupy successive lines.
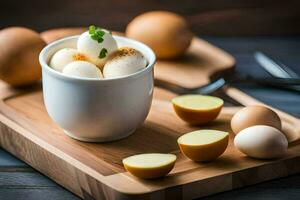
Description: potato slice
xmin=172 ymin=95 xmax=223 ymax=125
xmin=123 ymin=153 xmax=176 ymax=179
xmin=178 ymin=130 xmax=229 ymax=162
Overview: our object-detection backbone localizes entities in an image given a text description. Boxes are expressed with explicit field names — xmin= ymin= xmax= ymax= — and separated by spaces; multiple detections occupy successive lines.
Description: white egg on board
xmin=234 ymin=125 xmax=288 ymax=159
xmin=49 ymin=48 xmax=88 ymax=72
xmin=77 ymin=30 xmax=118 ymax=67
xmin=62 ymin=61 xmax=103 ymax=78
xmin=103 ymin=47 xmax=147 ymax=78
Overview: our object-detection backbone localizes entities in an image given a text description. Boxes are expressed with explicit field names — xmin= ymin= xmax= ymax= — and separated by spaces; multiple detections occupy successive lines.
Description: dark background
xmin=1 ymin=1 xmax=300 ymax=200
xmin=1 ymin=0 xmax=300 ymax=35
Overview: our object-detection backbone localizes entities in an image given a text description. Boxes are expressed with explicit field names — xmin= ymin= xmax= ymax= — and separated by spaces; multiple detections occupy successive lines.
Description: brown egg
xmin=0 ymin=27 xmax=46 ymax=87
xmin=231 ymin=105 xmax=282 ymax=134
xmin=40 ymin=27 xmax=87 ymax=44
xmin=126 ymin=11 xmax=193 ymax=59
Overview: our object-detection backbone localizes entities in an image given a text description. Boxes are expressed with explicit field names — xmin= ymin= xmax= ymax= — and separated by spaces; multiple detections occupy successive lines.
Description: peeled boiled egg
xmin=50 ymin=48 xmax=89 ymax=72
xmin=62 ymin=61 xmax=103 ymax=78
xmin=0 ymin=27 xmax=46 ymax=87
xmin=231 ymin=105 xmax=281 ymax=134
xmin=126 ymin=11 xmax=193 ymax=59
xmin=77 ymin=29 xmax=118 ymax=67
xmin=234 ymin=125 xmax=288 ymax=159
xmin=103 ymin=47 xmax=147 ymax=78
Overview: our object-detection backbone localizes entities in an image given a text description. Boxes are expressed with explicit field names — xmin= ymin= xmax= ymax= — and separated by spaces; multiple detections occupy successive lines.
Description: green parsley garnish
xmin=89 ymin=25 xmax=96 ymax=34
xmin=89 ymin=25 xmax=105 ymax=43
xmin=99 ymin=48 xmax=108 ymax=59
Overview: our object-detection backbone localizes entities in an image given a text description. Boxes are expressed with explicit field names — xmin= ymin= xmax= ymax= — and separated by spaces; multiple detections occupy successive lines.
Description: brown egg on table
xmin=0 ymin=27 xmax=46 ymax=87
xmin=231 ymin=105 xmax=282 ymax=134
xmin=126 ymin=11 xmax=193 ymax=59
xmin=40 ymin=27 xmax=87 ymax=44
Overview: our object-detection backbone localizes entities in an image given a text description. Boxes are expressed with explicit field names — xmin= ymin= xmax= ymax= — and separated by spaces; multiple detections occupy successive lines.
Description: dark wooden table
xmin=0 ymin=36 xmax=300 ymax=200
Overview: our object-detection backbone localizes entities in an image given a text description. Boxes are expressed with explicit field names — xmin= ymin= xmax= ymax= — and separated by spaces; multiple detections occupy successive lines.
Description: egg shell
xmin=62 ymin=61 xmax=103 ymax=78
xmin=234 ymin=125 xmax=288 ymax=159
xmin=50 ymin=48 xmax=89 ymax=72
xmin=77 ymin=31 xmax=118 ymax=67
xmin=0 ymin=27 xmax=46 ymax=87
xmin=126 ymin=11 xmax=193 ymax=59
xmin=103 ymin=47 xmax=147 ymax=78
xmin=231 ymin=105 xmax=281 ymax=134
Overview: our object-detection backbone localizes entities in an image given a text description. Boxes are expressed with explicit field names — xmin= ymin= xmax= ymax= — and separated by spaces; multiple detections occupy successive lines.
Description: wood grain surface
xmin=0 ymin=82 xmax=299 ymax=199
xmin=1 ymin=0 xmax=300 ymax=36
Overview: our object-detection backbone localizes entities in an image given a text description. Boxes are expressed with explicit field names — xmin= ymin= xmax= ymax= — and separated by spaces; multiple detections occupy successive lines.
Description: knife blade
xmin=254 ymin=51 xmax=300 ymax=92
xmin=254 ymin=51 xmax=300 ymax=79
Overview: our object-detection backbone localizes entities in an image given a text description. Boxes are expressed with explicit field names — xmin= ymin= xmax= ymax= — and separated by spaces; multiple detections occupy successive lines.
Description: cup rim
xmin=39 ymin=35 xmax=156 ymax=82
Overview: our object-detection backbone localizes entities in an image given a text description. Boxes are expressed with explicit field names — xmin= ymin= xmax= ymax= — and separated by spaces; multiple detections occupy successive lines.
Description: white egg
xmin=77 ymin=30 xmax=118 ymax=67
xmin=49 ymin=48 xmax=88 ymax=72
xmin=234 ymin=125 xmax=288 ymax=159
xmin=103 ymin=47 xmax=147 ymax=78
xmin=62 ymin=61 xmax=103 ymax=78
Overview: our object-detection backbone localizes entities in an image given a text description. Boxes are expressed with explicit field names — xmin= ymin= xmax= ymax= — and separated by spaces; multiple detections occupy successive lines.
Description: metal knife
xmin=254 ymin=51 xmax=299 ymax=78
xmin=254 ymin=51 xmax=300 ymax=91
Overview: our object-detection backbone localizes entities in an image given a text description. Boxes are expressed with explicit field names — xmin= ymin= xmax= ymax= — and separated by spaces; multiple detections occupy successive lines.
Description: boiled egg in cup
xmin=40 ymin=25 xmax=155 ymax=143
xmin=50 ymin=48 xmax=88 ymax=72
xmin=77 ymin=26 xmax=118 ymax=67
xmin=48 ymin=25 xmax=148 ymax=79
xmin=103 ymin=47 xmax=147 ymax=78
xmin=62 ymin=61 xmax=103 ymax=78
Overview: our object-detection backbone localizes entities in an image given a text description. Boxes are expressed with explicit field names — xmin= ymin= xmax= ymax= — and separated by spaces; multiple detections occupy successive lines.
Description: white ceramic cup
xmin=39 ymin=35 xmax=155 ymax=142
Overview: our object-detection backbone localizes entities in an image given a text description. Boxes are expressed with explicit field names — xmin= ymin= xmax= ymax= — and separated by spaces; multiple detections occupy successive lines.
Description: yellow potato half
xmin=172 ymin=95 xmax=224 ymax=125
xmin=178 ymin=130 xmax=229 ymax=162
xmin=123 ymin=153 xmax=176 ymax=179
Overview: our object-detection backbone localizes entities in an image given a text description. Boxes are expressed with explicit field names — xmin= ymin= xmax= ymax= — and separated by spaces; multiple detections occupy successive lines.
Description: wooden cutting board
xmin=1 ymin=32 xmax=299 ymax=199
xmin=0 ymin=83 xmax=300 ymax=200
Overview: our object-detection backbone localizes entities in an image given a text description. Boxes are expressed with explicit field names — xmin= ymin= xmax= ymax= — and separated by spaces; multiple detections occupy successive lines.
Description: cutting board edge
xmin=1 ymin=111 xmax=300 ymax=200
xmin=0 ymin=112 xmax=85 ymax=198
xmin=1 ymin=92 xmax=300 ymax=199
xmin=0 ymin=110 xmax=147 ymax=199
